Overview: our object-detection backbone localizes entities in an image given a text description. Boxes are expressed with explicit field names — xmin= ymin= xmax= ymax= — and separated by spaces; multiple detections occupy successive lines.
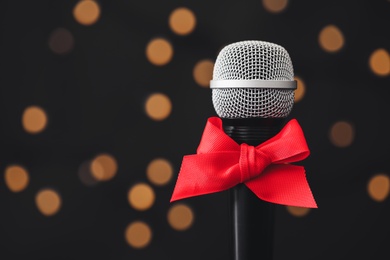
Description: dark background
xmin=0 ymin=0 xmax=389 ymax=259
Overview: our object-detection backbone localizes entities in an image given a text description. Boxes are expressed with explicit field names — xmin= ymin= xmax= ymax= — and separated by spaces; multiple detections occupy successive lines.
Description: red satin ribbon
xmin=170 ymin=117 xmax=317 ymax=208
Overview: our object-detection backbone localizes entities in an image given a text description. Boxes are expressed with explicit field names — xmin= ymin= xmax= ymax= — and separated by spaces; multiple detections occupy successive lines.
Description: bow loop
xmin=170 ymin=117 xmax=317 ymax=208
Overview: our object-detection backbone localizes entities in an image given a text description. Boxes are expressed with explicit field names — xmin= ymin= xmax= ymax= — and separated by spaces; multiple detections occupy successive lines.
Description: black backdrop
xmin=0 ymin=0 xmax=389 ymax=259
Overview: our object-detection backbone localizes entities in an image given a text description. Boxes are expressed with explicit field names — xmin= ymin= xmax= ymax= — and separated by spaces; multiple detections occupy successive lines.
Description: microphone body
xmin=223 ymin=118 xmax=284 ymax=260
xmin=211 ymin=40 xmax=297 ymax=260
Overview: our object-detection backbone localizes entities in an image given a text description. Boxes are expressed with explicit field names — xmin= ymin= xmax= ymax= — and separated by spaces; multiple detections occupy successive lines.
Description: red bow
xmin=170 ymin=117 xmax=317 ymax=208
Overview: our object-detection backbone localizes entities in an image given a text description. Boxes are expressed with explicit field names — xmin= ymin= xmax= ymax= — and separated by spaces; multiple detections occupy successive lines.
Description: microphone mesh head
xmin=212 ymin=40 xmax=295 ymax=118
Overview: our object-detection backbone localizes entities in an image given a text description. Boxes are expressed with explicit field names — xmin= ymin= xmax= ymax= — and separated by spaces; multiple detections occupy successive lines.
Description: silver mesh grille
xmin=212 ymin=40 xmax=295 ymax=118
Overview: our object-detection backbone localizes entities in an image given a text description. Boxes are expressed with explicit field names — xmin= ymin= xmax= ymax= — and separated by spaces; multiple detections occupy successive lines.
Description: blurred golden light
xmin=128 ymin=183 xmax=155 ymax=211
xmin=193 ymin=59 xmax=214 ymax=87
xmin=329 ymin=121 xmax=354 ymax=148
xmin=146 ymin=38 xmax=174 ymax=66
xmin=368 ymin=174 xmax=390 ymax=202
xmin=294 ymin=76 xmax=306 ymax=102
xmin=48 ymin=28 xmax=74 ymax=55
xmin=78 ymin=161 xmax=98 ymax=186
xmin=286 ymin=206 xmax=311 ymax=217
xmin=4 ymin=165 xmax=29 ymax=192
xmin=22 ymin=106 xmax=48 ymax=134
xmin=145 ymin=93 xmax=172 ymax=121
xmin=73 ymin=0 xmax=101 ymax=26
xmin=262 ymin=0 xmax=289 ymax=13
xmin=169 ymin=7 xmax=197 ymax=35
xmin=369 ymin=48 xmax=390 ymax=76
xmin=147 ymin=158 xmax=173 ymax=186
xmin=90 ymin=153 xmax=118 ymax=181
xmin=125 ymin=221 xmax=152 ymax=249
xmin=319 ymin=25 xmax=344 ymax=53
xmin=35 ymin=189 xmax=62 ymax=216
xmin=167 ymin=203 xmax=194 ymax=231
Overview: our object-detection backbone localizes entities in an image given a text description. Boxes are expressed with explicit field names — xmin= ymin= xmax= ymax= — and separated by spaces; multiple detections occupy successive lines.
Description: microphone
xmin=210 ymin=40 xmax=297 ymax=260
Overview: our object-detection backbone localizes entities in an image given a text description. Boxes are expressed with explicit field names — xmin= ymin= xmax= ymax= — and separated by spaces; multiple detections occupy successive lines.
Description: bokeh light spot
xmin=90 ymin=153 xmax=118 ymax=181
xmin=169 ymin=7 xmax=197 ymax=35
xmin=286 ymin=206 xmax=311 ymax=217
xmin=329 ymin=121 xmax=355 ymax=147
xmin=73 ymin=0 xmax=101 ymax=26
xmin=78 ymin=161 xmax=98 ymax=186
xmin=146 ymin=158 xmax=173 ymax=186
xmin=4 ymin=165 xmax=29 ymax=192
xmin=22 ymin=106 xmax=48 ymax=134
xmin=48 ymin=28 xmax=74 ymax=55
xmin=35 ymin=189 xmax=62 ymax=216
xmin=319 ymin=25 xmax=344 ymax=53
xmin=193 ymin=59 xmax=214 ymax=87
xmin=369 ymin=48 xmax=390 ymax=76
xmin=168 ymin=203 xmax=194 ymax=231
xmin=125 ymin=221 xmax=152 ymax=249
xmin=294 ymin=76 xmax=306 ymax=102
xmin=146 ymin=38 xmax=174 ymax=66
xmin=262 ymin=0 xmax=289 ymax=13
xmin=128 ymin=183 xmax=155 ymax=211
xmin=368 ymin=174 xmax=390 ymax=202
xmin=145 ymin=93 xmax=172 ymax=121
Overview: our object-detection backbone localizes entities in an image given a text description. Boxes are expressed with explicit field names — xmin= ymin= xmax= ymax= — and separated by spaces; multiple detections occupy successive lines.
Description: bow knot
xmin=170 ymin=117 xmax=317 ymax=208
xmin=239 ymin=143 xmax=271 ymax=183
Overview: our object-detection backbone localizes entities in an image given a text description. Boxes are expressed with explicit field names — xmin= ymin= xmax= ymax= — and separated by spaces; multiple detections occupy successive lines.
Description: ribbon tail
xmin=170 ymin=153 xmax=241 ymax=202
xmin=245 ymin=164 xmax=317 ymax=208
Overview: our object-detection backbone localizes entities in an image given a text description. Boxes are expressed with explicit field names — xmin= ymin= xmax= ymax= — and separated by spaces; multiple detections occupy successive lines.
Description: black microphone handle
xmin=222 ymin=117 xmax=285 ymax=260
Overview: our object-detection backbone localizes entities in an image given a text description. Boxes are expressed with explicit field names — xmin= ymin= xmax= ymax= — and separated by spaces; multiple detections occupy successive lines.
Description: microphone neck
xmin=222 ymin=118 xmax=285 ymax=146
xmin=221 ymin=117 xmax=284 ymax=260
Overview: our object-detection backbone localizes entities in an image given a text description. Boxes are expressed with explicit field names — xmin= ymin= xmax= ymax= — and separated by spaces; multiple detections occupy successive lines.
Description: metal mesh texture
xmin=212 ymin=40 xmax=295 ymax=119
